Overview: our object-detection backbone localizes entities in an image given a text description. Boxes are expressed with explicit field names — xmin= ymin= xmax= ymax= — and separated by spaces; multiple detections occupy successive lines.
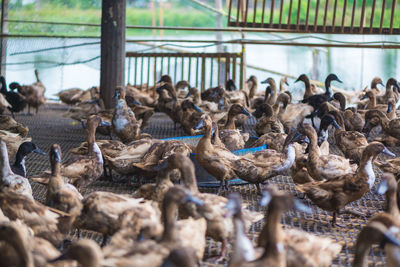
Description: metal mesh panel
xmin=15 ymin=104 xmax=390 ymax=266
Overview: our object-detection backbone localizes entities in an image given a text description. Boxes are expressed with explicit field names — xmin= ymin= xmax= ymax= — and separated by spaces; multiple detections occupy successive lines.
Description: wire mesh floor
xmin=14 ymin=103 xmax=392 ymax=267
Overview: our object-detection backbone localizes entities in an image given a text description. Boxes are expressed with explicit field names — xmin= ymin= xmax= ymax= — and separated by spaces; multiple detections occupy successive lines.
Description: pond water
xmin=4 ymin=33 xmax=400 ymax=99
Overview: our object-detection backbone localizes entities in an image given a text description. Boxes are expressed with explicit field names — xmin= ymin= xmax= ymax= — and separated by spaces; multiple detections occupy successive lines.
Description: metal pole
xmin=0 ymin=0 xmax=8 ymax=77
xmin=100 ymin=0 xmax=126 ymax=109
xmin=216 ymin=0 xmax=224 ymax=83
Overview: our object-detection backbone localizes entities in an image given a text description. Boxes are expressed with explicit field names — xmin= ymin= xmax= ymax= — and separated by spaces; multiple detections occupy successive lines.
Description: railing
xmin=228 ymin=0 xmax=400 ymax=34
xmin=125 ymin=52 xmax=244 ymax=92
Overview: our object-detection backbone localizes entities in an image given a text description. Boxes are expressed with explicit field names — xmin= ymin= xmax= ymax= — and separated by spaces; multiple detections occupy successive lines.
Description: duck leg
xmin=256 ymin=183 xmax=263 ymax=195
xmin=224 ymin=180 xmax=230 ymax=191
xmin=217 ymin=181 xmax=224 ymax=195
xmin=206 ymin=238 xmax=227 ymax=263
xmin=80 ymin=121 xmax=86 ymax=129
xmin=331 ymin=212 xmax=345 ymax=228
xmin=77 ymin=229 xmax=81 ymax=239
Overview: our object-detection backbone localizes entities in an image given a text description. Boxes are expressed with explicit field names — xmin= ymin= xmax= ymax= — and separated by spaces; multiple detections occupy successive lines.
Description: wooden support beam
xmin=0 ymin=0 xmax=9 ymax=77
xmin=100 ymin=0 xmax=126 ymax=109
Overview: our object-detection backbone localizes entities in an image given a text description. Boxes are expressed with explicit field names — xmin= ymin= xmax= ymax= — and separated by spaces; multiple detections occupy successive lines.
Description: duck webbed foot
xmin=205 ymin=238 xmax=227 ymax=263
xmin=341 ymin=207 xmax=367 ymax=217
xmin=331 ymin=212 xmax=345 ymax=228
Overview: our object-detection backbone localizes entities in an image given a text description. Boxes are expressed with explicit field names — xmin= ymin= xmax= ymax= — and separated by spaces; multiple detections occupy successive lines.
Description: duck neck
xmin=161 ymin=198 xmax=178 ymax=243
xmin=358 ymin=154 xmax=376 ymax=189
xmin=225 ymin=113 xmax=237 ymax=130
xmin=0 ymin=142 xmax=13 ymax=178
xmin=303 ymin=78 xmax=312 ymax=99
xmin=261 ymin=205 xmax=285 ymax=264
xmin=353 ymin=241 xmax=372 ymax=267
xmin=272 ymin=101 xmax=280 ymax=115
xmin=231 ymin=211 xmax=256 ymax=264
xmin=249 ymin=81 xmax=257 ymax=99
xmin=274 ymin=144 xmax=295 ymax=172
xmin=367 ymin=94 xmax=377 ymax=109
xmin=0 ymin=77 xmax=7 ymax=93
xmin=13 ymin=153 xmax=26 ymax=176
xmin=51 ymin=160 xmax=61 ymax=178
xmin=325 ymin=80 xmax=333 ymax=97
xmin=180 ymin=165 xmax=199 ymax=194
xmin=87 ymin=129 xmax=103 ymax=164
xmin=386 ymin=189 xmax=400 ymax=218
xmin=193 ymin=90 xmax=201 ymax=105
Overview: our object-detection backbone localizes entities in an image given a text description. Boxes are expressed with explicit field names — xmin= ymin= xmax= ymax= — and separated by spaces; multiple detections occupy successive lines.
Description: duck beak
xmin=381 ymin=229 xmax=400 ymax=248
xmin=99 ymin=119 xmax=112 ymax=127
xmin=241 ymin=107 xmax=251 ymax=117
xmin=285 ymin=81 xmax=289 ymax=86
xmin=360 ymin=94 xmax=368 ymax=100
xmin=185 ymin=91 xmax=191 ymax=98
xmin=218 ymin=98 xmax=225 ymax=110
xmin=193 ymin=104 xmax=203 ymax=113
xmin=184 ymin=194 xmax=204 ymax=206
xmin=291 ymin=131 xmax=303 ymax=143
xmin=387 ymin=103 xmax=393 ymax=114
xmin=293 ymin=199 xmax=312 ymax=214
xmin=380 ymin=82 xmax=385 ymax=87
xmin=48 ymin=252 xmax=68 ymax=263
xmin=294 ymin=77 xmax=301 ymax=83
xmin=153 ymin=160 xmax=168 ymax=172
xmin=259 ymin=190 xmax=272 ymax=207
xmin=375 ymin=180 xmax=389 ymax=195
xmin=336 ymin=78 xmax=343 ymax=83
xmin=133 ymin=99 xmax=142 ymax=106
xmin=33 ymin=148 xmax=46 ymax=156
xmin=382 ymin=147 xmax=396 ymax=157
xmin=331 ymin=119 xmax=341 ymax=130
xmin=261 ymin=79 xmax=269 ymax=84
xmin=395 ymin=83 xmax=400 ymax=93
xmin=113 ymin=90 xmax=120 ymax=99
xmin=193 ymin=119 xmax=205 ymax=130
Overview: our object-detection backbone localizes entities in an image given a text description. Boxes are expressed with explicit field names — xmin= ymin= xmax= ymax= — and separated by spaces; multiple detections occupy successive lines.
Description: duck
xmin=193 ymin=114 xmax=240 ymax=194
xmin=155 ymin=153 xmax=264 ymax=262
xmin=256 ymin=187 xmax=342 ymax=267
xmin=277 ymin=94 xmax=313 ymax=132
xmin=363 ymin=109 xmax=400 ymax=139
xmin=323 ymin=111 xmax=369 ymax=163
xmin=57 ymin=87 xmax=85 ymax=105
xmin=343 ymin=107 xmax=365 ymax=132
xmin=31 ymin=115 xmax=109 ymax=190
xmin=112 ymin=87 xmax=142 ymax=143
xmin=254 ymin=103 xmax=285 ymax=136
xmin=299 ymin=123 xmax=356 ymax=181
xmin=218 ymin=104 xmax=251 ymax=151
xmin=74 ymin=191 xmax=160 ymax=247
xmin=375 ymin=173 xmax=400 ymax=221
xmin=185 ymin=86 xmax=219 ymax=112
xmin=231 ymin=130 xmax=299 ymax=193
xmin=0 ymin=220 xmax=62 ymax=267
xmin=11 ymin=142 xmax=46 ymax=177
xmin=104 ymin=186 xmax=207 ymax=263
xmin=0 ymin=140 xmax=32 ymax=198
xmin=376 ymin=78 xmax=400 ymax=104
xmin=353 ymin=218 xmax=400 ymax=267
xmin=0 ymin=115 xmax=29 ymax=137
xmin=247 ymin=75 xmax=258 ymax=100
xmin=0 ymin=93 xmax=10 ymax=115
xmin=295 ymin=74 xmax=314 ymax=99
xmin=0 ymin=76 xmax=27 ymax=117
xmin=359 ymin=90 xmax=392 ymax=111
xmin=297 ymin=142 xmax=395 ymax=226
xmin=126 ymin=83 xmax=157 ymax=107
xmin=251 ymin=77 xmax=276 ymax=111
xmin=9 ymin=69 xmax=46 ymax=115
xmin=301 ymin=74 xmax=343 ymax=127
xmin=0 ymin=191 xmax=65 ymax=246
xmin=0 ymin=130 xmax=32 ymax=159
xmin=179 ymin=99 xmax=203 ymax=135
xmin=45 ymin=144 xmax=83 ymax=234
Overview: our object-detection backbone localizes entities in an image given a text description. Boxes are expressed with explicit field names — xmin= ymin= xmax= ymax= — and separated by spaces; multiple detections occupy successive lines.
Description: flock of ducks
xmin=0 ymin=72 xmax=399 ymax=266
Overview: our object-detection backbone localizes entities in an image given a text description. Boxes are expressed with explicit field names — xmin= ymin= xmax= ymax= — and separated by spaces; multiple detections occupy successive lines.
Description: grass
xmin=9 ymin=7 xmax=220 ymax=37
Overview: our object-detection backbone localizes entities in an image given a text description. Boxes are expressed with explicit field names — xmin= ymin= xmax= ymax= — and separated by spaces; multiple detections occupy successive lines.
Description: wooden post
xmin=100 ymin=0 xmax=126 ymax=109
xmin=0 ymin=0 xmax=9 ymax=77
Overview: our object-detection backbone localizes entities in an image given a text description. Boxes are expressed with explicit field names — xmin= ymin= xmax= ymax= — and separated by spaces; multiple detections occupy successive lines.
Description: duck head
xmin=362 ymin=110 xmax=386 ymax=136
xmin=354 ymin=220 xmax=400 ymax=267
xmin=325 ymin=74 xmax=342 ymax=95
xmin=376 ymin=173 xmax=397 ymax=196
xmin=247 ymin=76 xmax=257 ymax=87
xmin=333 ymin=92 xmax=347 ymax=111
xmin=181 ymin=100 xmax=202 ymax=113
xmin=259 ymin=185 xmax=312 ymax=213
xmin=371 ymin=77 xmax=385 ymax=89
xmin=361 ymin=142 xmax=395 ymax=162
xmin=252 ymin=103 xmax=273 ymax=119
xmin=156 ymin=83 xmax=177 ymax=100
xmin=8 ymin=82 xmax=21 ymax=91
xmin=175 ymin=80 xmax=190 ymax=90
xmin=386 ymin=78 xmax=400 ymax=92
xmin=318 ymin=113 xmax=342 ymax=143
xmin=185 ymin=87 xmax=199 ymax=98
xmin=49 ymin=239 xmax=103 ymax=267
xmin=228 ymin=104 xmax=251 ymax=117
xmin=158 ymin=74 xmax=173 ymax=85
xmin=0 ymin=76 xmax=6 ymax=92
xmin=261 ymin=77 xmax=276 ymax=87
xmin=113 ymin=87 xmax=126 ymax=101
xmin=193 ymin=114 xmax=215 ymax=136
xmin=50 ymin=144 xmax=62 ymax=164
xmin=224 ymin=192 xmax=242 ymax=218
xmin=295 ymin=74 xmax=309 ymax=84
xmin=360 ymin=90 xmax=375 ymax=101
xmin=225 ymin=79 xmax=237 ymax=91
xmin=281 ymin=76 xmax=289 ymax=86
xmin=15 ymin=142 xmax=46 ymax=163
